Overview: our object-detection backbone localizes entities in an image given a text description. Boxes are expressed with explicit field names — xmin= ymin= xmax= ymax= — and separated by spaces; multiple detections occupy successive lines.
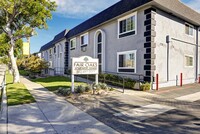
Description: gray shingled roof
xmin=66 ymin=0 xmax=200 ymax=39
xmin=40 ymin=29 xmax=67 ymax=52
xmin=66 ymin=0 xmax=152 ymax=39
xmin=153 ymin=0 xmax=200 ymax=26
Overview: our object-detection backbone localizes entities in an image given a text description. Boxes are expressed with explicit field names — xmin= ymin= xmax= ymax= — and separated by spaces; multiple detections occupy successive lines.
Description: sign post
xmin=71 ymin=56 xmax=99 ymax=92
xmin=71 ymin=74 xmax=75 ymax=92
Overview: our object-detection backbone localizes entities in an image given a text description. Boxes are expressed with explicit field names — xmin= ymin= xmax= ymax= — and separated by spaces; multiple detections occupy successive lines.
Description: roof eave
xmin=151 ymin=1 xmax=200 ymax=26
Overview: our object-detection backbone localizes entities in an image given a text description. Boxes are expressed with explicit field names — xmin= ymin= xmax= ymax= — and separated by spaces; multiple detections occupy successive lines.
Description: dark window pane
xmin=98 ymin=54 xmax=102 ymax=63
xmin=119 ymin=55 xmax=124 ymax=67
xmin=120 ymin=20 xmax=126 ymax=34
xmin=99 ymin=65 xmax=102 ymax=73
xmin=81 ymin=36 xmax=84 ymax=44
xmin=98 ymin=43 xmax=102 ymax=53
xmin=98 ymin=33 xmax=102 ymax=43
xmin=120 ymin=21 xmax=123 ymax=33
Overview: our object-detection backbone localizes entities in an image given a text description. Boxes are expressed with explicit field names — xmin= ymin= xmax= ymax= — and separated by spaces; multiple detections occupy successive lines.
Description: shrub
xmin=92 ymin=83 xmax=101 ymax=91
xmin=29 ymin=74 xmax=36 ymax=79
xmin=19 ymin=70 xmax=29 ymax=76
xmin=124 ymin=78 xmax=136 ymax=89
xmin=85 ymin=84 xmax=92 ymax=92
xmin=75 ymin=85 xmax=85 ymax=93
xmin=98 ymin=83 xmax=108 ymax=90
xmin=109 ymin=87 xmax=115 ymax=91
xmin=58 ymin=87 xmax=71 ymax=96
xmin=140 ymin=82 xmax=151 ymax=91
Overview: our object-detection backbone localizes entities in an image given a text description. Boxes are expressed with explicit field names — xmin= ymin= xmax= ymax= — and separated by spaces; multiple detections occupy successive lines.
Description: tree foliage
xmin=0 ymin=0 xmax=56 ymax=83
xmin=0 ymin=33 xmax=23 ymax=57
xmin=0 ymin=0 xmax=57 ymax=39
xmin=17 ymin=55 xmax=48 ymax=74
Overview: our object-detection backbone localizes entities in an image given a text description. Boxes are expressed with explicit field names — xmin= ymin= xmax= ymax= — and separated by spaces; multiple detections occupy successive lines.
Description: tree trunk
xmin=8 ymin=43 xmax=20 ymax=83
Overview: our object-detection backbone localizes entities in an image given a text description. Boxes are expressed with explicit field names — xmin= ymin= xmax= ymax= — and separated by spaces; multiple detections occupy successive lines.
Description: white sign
xmin=72 ymin=56 xmax=99 ymax=75
xmin=71 ymin=56 xmax=99 ymax=92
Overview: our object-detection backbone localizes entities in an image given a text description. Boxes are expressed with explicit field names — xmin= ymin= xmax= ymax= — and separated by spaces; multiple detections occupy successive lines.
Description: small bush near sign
xmin=58 ymin=87 xmax=72 ymax=96
xmin=57 ymin=83 xmax=110 ymax=96
xmin=140 ymin=82 xmax=151 ymax=91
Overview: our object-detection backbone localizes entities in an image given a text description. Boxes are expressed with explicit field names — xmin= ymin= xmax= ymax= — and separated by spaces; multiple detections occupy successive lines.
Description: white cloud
xmin=182 ymin=0 xmax=200 ymax=12
xmin=52 ymin=0 xmax=120 ymax=19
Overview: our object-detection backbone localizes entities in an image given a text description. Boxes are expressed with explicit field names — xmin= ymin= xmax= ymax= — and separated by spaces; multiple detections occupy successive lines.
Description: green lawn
xmin=6 ymin=72 xmax=36 ymax=106
xmin=32 ymin=76 xmax=85 ymax=92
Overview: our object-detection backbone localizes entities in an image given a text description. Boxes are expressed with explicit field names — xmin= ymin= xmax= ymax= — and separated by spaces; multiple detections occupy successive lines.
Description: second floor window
xmin=49 ymin=49 xmax=52 ymax=58
xmin=185 ymin=23 xmax=194 ymax=36
xmin=80 ymin=33 xmax=88 ymax=46
xmin=118 ymin=12 xmax=137 ymax=38
xmin=70 ymin=38 xmax=76 ymax=50
xmin=54 ymin=47 xmax=56 ymax=53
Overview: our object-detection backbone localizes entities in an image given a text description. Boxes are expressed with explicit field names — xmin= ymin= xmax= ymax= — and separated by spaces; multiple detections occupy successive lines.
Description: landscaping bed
xmin=6 ymin=72 xmax=35 ymax=106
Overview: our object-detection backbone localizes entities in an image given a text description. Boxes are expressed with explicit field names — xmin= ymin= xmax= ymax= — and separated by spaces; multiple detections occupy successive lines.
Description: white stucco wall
xmin=154 ymin=9 xmax=200 ymax=87
xmin=69 ymin=7 xmax=147 ymax=77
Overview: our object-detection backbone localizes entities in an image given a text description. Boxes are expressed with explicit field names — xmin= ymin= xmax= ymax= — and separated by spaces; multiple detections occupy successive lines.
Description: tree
xmin=26 ymin=55 xmax=49 ymax=74
xmin=0 ymin=0 xmax=56 ymax=83
xmin=17 ymin=55 xmax=48 ymax=75
xmin=0 ymin=33 xmax=23 ymax=57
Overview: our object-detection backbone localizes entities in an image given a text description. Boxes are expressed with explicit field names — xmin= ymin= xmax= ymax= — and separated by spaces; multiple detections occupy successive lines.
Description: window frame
xmin=184 ymin=55 xmax=194 ymax=67
xmin=70 ymin=38 xmax=76 ymax=50
xmin=118 ymin=12 xmax=137 ymax=38
xmin=117 ymin=50 xmax=137 ymax=73
xmin=185 ymin=23 xmax=194 ymax=37
xmin=80 ymin=33 xmax=89 ymax=46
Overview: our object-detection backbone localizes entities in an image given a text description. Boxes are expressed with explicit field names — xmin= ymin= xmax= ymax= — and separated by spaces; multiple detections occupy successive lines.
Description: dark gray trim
xmin=144 ymin=8 xmax=156 ymax=14
xmin=119 ymin=31 xmax=136 ymax=38
xmin=118 ymin=69 xmax=135 ymax=73
xmin=64 ymin=42 xmax=69 ymax=74
xmin=167 ymin=37 xmax=169 ymax=81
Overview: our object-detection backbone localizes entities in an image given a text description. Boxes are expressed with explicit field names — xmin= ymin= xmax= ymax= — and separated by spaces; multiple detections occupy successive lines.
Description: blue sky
xmin=30 ymin=0 xmax=200 ymax=53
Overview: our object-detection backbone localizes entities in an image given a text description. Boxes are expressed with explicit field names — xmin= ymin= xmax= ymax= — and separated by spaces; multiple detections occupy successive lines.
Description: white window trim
xmin=184 ymin=54 xmax=194 ymax=68
xmin=70 ymin=38 xmax=76 ymax=49
xmin=117 ymin=50 xmax=137 ymax=73
xmin=80 ymin=32 xmax=89 ymax=46
xmin=118 ymin=12 xmax=137 ymax=38
xmin=185 ymin=23 xmax=194 ymax=37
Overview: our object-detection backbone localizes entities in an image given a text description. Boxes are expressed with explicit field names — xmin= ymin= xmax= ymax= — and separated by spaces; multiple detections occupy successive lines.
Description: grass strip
xmin=32 ymin=76 xmax=85 ymax=92
xmin=6 ymin=72 xmax=35 ymax=106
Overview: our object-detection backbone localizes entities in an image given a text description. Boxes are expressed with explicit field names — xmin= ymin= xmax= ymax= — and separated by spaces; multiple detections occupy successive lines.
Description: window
xmin=97 ymin=33 xmax=102 ymax=72
xmin=57 ymin=45 xmax=60 ymax=58
xmin=49 ymin=49 xmax=52 ymax=59
xmin=80 ymin=33 xmax=88 ymax=46
xmin=185 ymin=55 xmax=193 ymax=67
xmin=70 ymin=38 xmax=76 ymax=49
xmin=54 ymin=47 xmax=56 ymax=53
xmin=185 ymin=23 xmax=194 ymax=36
xmin=117 ymin=50 xmax=136 ymax=73
xmin=118 ymin=12 xmax=137 ymax=38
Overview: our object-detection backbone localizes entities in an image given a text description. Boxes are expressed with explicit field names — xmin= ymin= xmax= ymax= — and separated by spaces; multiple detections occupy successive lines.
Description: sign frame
xmin=71 ymin=56 xmax=99 ymax=92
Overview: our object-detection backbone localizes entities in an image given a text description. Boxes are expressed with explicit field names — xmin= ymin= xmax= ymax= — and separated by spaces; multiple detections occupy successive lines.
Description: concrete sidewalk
xmin=8 ymin=77 xmax=119 ymax=134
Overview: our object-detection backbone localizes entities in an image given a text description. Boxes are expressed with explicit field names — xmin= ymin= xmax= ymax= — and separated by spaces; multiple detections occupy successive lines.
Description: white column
xmin=95 ymin=74 xmax=98 ymax=84
xmin=71 ymin=75 xmax=75 ymax=92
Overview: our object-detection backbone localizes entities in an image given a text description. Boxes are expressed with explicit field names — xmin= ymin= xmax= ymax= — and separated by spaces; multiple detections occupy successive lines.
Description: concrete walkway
xmin=8 ymin=77 xmax=119 ymax=134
